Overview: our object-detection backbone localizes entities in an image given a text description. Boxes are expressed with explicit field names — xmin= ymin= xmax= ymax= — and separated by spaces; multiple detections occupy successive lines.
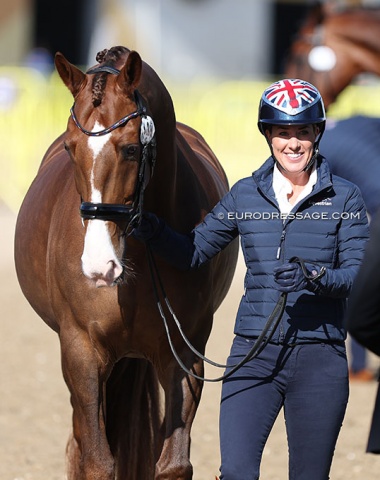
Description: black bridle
xmin=71 ymin=65 xmax=156 ymax=229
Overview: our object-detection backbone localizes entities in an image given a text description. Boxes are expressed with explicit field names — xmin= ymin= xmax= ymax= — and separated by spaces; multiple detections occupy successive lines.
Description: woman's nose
xmin=288 ymin=136 xmax=300 ymax=149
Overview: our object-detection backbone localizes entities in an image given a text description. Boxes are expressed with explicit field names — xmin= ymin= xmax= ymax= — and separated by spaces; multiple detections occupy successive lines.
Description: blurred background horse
xmin=285 ymin=1 xmax=380 ymax=216
xmin=285 ymin=1 xmax=380 ymax=109
xmin=14 ymin=46 xmax=238 ymax=480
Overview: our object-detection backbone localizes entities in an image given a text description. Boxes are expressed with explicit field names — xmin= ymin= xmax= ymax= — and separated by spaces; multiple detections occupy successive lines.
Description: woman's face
xmin=266 ymin=124 xmax=319 ymax=176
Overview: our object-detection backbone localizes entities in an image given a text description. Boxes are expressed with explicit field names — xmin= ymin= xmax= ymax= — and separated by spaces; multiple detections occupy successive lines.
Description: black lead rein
xmin=146 ymin=245 xmax=288 ymax=383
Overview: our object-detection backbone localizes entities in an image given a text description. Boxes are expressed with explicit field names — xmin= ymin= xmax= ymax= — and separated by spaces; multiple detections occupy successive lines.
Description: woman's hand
xmin=132 ymin=212 xmax=163 ymax=242
xmin=274 ymin=262 xmax=307 ymax=292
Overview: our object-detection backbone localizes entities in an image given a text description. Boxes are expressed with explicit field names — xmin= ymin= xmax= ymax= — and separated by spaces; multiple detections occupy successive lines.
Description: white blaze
xmin=81 ymin=123 xmax=123 ymax=287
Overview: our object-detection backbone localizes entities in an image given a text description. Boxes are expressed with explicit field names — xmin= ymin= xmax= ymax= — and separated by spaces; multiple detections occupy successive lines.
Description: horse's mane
xmin=88 ymin=46 xmax=130 ymax=107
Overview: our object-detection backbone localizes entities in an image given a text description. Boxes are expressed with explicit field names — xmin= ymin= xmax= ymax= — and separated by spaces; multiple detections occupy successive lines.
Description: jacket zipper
xmin=275 ymin=178 xmax=333 ymax=261
xmin=277 ymin=229 xmax=286 ymax=260
xmin=277 ymin=226 xmax=286 ymax=342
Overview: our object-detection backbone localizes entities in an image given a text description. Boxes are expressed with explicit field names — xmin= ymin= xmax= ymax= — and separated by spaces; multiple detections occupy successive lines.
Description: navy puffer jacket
xmin=151 ymin=156 xmax=369 ymax=344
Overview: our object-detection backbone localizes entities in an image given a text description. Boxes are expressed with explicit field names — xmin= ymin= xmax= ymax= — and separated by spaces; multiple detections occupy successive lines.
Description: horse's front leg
xmin=60 ymin=325 xmax=115 ymax=480
xmin=155 ymin=350 xmax=204 ymax=480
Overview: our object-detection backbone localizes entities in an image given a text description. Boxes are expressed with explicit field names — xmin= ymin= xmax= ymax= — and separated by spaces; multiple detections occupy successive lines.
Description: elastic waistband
xmin=280 ymin=340 xmax=345 ymax=348
xmin=236 ymin=334 xmax=345 ymax=348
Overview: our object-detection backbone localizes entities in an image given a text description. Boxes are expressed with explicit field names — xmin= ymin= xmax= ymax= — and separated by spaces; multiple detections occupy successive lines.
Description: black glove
xmin=274 ymin=260 xmax=326 ymax=293
xmin=132 ymin=212 xmax=164 ymax=242
xmin=273 ymin=262 xmax=307 ymax=293
xmin=132 ymin=213 xmax=194 ymax=270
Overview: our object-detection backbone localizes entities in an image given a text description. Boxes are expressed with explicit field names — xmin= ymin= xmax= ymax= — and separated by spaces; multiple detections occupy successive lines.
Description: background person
xmin=346 ymin=210 xmax=380 ymax=453
xmin=320 ymin=116 xmax=380 ymax=382
xmin=349 ymin=336 xmax=375 ymax=381
xmin=134 ymin=79 xmax=369 ymax=480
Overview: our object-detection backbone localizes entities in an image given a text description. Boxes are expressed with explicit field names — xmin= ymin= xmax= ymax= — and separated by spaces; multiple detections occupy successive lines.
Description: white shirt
xmin=272 ymin=163 xmax=317 ymax=215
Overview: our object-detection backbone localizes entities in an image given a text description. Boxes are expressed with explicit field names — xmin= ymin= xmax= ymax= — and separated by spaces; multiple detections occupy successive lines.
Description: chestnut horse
xmin=285 ymin=4 xmax=380 ymax=108
xmin=14 ymin=46 xmax=238 ymax=480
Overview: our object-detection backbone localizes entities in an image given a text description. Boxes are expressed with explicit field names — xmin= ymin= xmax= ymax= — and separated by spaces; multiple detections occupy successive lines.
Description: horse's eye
xmin=122 ymin=144 xmax=139 ymax=158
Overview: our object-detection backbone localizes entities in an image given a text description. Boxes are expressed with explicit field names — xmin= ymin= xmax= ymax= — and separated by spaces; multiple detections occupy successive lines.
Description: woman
xmin=134 ymin=79 xmax=369 ymax=479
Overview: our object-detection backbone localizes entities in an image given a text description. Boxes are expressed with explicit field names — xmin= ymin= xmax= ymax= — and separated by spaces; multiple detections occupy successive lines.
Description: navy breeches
xmin=219 ymin=337 xmax=349 ymax=480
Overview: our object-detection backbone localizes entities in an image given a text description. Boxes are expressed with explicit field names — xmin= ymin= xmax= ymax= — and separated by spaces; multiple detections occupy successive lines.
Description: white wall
xmin=88 ymin=0 xmax=274 ymax=80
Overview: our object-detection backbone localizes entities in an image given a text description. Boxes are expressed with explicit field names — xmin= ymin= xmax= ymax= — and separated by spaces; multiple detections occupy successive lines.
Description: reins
xmin=146 ymin=245 xmax=287 ymax=382
xmin=146 ymin=246 xmax=326 ymax=382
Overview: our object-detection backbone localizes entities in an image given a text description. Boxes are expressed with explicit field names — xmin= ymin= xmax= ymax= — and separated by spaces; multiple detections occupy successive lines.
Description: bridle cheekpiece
xmin=70 ymin=64 xmax=156 ymax=231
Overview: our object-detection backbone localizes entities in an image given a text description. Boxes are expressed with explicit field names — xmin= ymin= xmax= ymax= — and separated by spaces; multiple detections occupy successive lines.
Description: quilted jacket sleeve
xmin=148 ymin=186 xmax=239 ymax=270
xmin=307 ymin=184 xmax=369 ymax=298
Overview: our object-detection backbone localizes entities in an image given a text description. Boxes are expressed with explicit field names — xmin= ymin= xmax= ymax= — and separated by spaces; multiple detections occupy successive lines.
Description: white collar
xmin=272 ymin=163 xmax=317 ymax=214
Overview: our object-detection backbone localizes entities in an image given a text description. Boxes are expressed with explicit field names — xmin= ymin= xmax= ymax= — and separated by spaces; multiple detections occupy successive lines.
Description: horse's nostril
xmin=114 ymin=271 xmax=125 ymax=285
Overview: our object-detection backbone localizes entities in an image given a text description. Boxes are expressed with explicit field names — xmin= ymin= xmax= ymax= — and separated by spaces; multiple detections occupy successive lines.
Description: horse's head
xmin=285 ymin=6 xmax=380 ymax=109
xmin=55 ymin=47 xmax=157 ymax=287
xmin=284 ymin=5 xmax=340 ymax=109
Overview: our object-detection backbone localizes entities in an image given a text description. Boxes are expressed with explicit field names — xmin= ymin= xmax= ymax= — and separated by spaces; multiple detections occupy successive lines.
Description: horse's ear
xmin=117 ymin=50 xmax=142 ymax=94
xmin=54 ymin=52 xmax=86 ymax=98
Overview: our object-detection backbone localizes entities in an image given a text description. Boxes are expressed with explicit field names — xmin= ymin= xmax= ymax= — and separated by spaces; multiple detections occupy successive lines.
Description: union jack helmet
xmin=258 ymin=79 xmax=326 ymax=135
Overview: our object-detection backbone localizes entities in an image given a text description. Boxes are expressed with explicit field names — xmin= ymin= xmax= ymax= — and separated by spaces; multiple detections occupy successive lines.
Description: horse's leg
xmin=59 ymin=325 xmax=115 ymax=480
xmin=155 ymin=350 xmax=204 ymax=480
xmin=106 ymin=357 xmax=163 ymax=480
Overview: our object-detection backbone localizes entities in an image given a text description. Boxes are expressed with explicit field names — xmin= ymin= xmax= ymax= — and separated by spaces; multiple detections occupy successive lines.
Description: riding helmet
xmin=257 ymin=78 xmax=326 ymax=136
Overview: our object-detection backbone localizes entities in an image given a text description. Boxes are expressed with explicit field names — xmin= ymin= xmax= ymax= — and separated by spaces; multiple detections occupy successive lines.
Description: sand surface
xmin=2 ymin=205 xmax=380 ymax=479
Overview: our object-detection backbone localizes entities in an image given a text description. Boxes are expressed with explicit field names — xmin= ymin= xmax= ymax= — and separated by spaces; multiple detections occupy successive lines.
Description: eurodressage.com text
xmin=219 ymin=212 xmax=362 ymax=221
